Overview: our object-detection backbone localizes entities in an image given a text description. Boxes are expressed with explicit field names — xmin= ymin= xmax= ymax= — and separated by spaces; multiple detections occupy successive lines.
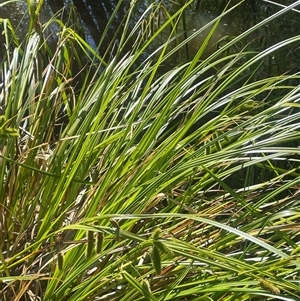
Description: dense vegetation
xmin=0 ymin=0 xmax=300 ymax=300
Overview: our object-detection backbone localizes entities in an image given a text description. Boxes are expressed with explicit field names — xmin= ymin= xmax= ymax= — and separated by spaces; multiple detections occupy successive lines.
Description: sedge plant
xmin=0 ymin=0 xmax=300 ymax=300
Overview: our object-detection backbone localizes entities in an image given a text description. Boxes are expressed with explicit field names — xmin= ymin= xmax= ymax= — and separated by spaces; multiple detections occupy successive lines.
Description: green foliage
xmin=0 ymin=0 xmax=300 ymax=300
xmin=0 ymin=115 xmax=18 ymax=139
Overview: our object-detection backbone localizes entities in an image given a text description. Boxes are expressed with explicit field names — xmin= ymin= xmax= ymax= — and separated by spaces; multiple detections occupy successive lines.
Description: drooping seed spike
xmin=96 ymin=232 xmax=104 ymax=254
xmin=152 ymin=228 xmax=161 ymax=240
xmin=151 ymin=246 xmax=161 ymax=275
xmin=259 ymin=278 xmax=280 ymax=295
xmin=86 ymin=231 xmax=94 ymax=258
xmin=57 ymin=252 xmax=64 ymax=270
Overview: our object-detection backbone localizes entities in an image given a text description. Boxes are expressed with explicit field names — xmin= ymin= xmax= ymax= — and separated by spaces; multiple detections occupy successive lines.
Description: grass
xmin=0 ymin=0 xmax=300 ymax=300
